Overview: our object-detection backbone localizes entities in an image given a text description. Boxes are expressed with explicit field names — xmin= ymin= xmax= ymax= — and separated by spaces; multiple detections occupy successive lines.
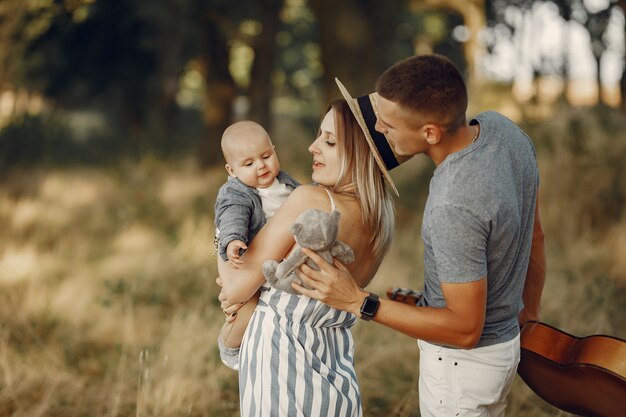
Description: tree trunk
xmin=551 ymin=0 xmax=573 ymax=104
xmin=248 ymin=0 xmax=283 ymax=130
xmin=560 ymin=16 xmax=571 ymax=104
xmin=616 ymin=1 xmax=626 ymax=111
xmin=620 ymin=64 xmax=626 ymax=112
xmin=197 ymin=20 xmax=236 ymax=168
xmin=595 ymin=55 xmax=603 ymax=106
xmin=310 ymin=0 xmax=397 ymax=105
xmin=411 ymin=0 xmax=486 ymax=87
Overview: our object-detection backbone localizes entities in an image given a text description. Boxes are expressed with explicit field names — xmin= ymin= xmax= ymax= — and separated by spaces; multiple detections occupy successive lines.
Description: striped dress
xmin=239 ymin=287 xmax=362 ymax=416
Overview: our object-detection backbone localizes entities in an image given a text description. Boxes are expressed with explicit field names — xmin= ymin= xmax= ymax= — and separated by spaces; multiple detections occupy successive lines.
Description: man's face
xmin=374 ymin=95 xmax=426 ymax=157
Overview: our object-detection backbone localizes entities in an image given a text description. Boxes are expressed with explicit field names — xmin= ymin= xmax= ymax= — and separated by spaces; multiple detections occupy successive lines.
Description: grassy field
xmin=0 ymin=107 xmax=624 ymax=416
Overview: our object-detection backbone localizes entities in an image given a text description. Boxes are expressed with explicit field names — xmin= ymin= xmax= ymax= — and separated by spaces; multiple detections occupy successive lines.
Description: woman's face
xmin=309 ymin=109 xmax=340 ymax=186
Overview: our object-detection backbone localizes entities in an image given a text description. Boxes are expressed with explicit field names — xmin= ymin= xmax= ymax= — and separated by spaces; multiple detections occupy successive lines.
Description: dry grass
xmin=0 ymin=107 xmax=625 ymax=416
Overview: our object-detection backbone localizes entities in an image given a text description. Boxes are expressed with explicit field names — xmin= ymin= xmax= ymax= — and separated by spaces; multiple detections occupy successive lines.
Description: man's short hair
xmin=375 ymin=55 xmax=468 ymax=134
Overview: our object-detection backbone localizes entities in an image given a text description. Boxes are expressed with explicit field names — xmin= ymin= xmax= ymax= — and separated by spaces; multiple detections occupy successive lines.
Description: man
xmin=293 ymin=54 xmax=546 ymax=417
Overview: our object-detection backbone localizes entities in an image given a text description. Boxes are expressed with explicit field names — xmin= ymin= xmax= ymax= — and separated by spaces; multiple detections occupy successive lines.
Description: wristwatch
xmin=359 ymin=292 xmax=380 ymax=321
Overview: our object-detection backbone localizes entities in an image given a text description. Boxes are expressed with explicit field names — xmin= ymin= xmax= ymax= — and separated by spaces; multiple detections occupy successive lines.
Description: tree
xmin=0 ymin=1 xmax=31 ymax=92
xmin=248 ymin=0 xmax=283 ymax=131
xmin=22 ymin=0 xmax=157 ymax=131
xmin=310 ymin=0 xmax=410 ymax=103
xmin=178 ymin=0 xmax=288 ymax=166
xmin=618 ymin=0 xmax=626 ymax=112
xmin=551 ymin=0 xmax=573 ymax=103
xmin=411 ymin=0 xmax=486 ymax=86
xmin=194 ymin=3 xmax=238 ymax=167
xmin=583 ymin=4 xmax=615 ymax=106
xmin=484 ymin=0 xmax=622 ymax=107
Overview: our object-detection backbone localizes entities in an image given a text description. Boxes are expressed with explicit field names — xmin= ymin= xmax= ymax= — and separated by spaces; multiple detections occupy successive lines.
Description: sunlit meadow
xmin=0 ymin=107 xmax=624 ymax=416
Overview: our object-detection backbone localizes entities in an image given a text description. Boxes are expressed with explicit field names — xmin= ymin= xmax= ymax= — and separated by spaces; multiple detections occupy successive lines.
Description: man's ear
xmin=424 ymin=124 xmax=442 ymax=145
xmin=225 ymin=164 xmax=236 ymax=177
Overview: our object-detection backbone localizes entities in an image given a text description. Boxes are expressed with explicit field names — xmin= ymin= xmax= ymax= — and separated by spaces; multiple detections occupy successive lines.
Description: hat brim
xmin=335 ymin=77 xmax=401 ymax=196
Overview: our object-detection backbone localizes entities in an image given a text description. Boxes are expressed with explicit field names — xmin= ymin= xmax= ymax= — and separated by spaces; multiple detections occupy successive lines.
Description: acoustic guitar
xmin=386 ymin=288 xmax=626 ymax=417
xmin=518 ymin=321 xmax=626 ymax=417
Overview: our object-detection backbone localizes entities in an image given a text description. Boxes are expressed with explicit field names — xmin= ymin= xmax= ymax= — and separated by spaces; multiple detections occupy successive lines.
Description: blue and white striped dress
xmin=239 ymin=284 xmax=362 ymax=417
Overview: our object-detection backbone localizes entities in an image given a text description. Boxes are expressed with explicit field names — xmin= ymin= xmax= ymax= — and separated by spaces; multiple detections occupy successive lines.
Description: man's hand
xmin=518 ymin=306 xmax=540 ymax=328
xmin=293 ymin=248 xmax=367 ymax=315
xmin=216 ymin=276 xmax=246 ymax=323
xmin=226 ymin=240 xmax=247 ymax=269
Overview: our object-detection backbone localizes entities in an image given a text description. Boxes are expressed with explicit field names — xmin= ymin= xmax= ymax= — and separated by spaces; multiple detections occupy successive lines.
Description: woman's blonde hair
xmin=325 ymin=99 xmax=395 ymax=261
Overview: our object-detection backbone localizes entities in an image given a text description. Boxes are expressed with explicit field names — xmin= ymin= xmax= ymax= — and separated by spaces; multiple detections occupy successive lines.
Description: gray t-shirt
xmin=421 ymin=111 xmax=539 ymax=348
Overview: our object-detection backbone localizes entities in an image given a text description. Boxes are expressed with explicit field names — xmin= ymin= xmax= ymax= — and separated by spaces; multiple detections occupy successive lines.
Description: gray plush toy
xmin=262 ymin=208 xmax=355 ymax=294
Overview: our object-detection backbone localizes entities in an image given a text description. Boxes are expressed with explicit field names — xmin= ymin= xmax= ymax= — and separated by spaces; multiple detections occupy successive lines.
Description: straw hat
xmin=335 ymin=77 xmax=411 ymax=196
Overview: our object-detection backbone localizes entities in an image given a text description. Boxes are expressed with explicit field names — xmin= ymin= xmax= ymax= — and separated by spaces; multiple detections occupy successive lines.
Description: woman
xmin=218 ymin=96 xmax=399 ymax=416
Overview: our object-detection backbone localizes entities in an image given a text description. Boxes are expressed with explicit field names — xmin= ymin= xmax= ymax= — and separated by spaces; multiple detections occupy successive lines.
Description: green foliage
xmin=275 ymin=0 xmax=321 ymax=102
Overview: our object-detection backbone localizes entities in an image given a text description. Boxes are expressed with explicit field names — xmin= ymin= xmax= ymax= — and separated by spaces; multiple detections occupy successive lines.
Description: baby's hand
xmin=226 ymin=240 xmax=247 ymax=269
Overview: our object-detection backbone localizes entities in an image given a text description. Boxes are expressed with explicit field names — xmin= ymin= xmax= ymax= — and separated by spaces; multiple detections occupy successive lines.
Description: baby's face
xmin=225 ymin=134 xmax=280 ymax=189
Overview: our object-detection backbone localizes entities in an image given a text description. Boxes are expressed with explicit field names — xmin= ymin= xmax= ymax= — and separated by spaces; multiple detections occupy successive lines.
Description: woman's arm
xmin=219 ymin=185 xmax=328 ymax=304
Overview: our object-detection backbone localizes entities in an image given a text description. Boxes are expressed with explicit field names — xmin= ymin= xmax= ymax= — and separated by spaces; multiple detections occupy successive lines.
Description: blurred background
xmin=0 ymin=0 xmax=624 ymax=416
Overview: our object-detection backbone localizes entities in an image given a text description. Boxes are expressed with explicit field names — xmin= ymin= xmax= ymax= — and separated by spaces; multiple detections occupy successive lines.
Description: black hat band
xmin=356 ymin=95 xmax=399 ymax=170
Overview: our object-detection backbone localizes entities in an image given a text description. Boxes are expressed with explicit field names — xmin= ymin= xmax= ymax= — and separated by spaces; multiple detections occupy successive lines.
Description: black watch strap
xmin=359 ymin=292 xmax=380 ymax=321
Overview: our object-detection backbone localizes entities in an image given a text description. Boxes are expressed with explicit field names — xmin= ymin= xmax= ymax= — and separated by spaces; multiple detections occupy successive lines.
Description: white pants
xmin=418 ymin=334 xmax=520 ymax=417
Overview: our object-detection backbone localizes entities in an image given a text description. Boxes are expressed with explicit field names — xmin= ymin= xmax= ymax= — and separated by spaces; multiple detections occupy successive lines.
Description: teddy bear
xmin=262 ymin=208 xmax=355 ymax=294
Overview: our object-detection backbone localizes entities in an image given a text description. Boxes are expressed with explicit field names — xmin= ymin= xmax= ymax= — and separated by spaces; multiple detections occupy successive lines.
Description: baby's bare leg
xmin=219 ymin=290 xmax=260 ymax=348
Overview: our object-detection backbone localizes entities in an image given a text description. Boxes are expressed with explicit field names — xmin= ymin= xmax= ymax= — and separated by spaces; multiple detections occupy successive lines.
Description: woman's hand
xmin=293 ymin=248 xmax=367 ymax=315
xmin=216 ymin=277 xmax=246 ymax=323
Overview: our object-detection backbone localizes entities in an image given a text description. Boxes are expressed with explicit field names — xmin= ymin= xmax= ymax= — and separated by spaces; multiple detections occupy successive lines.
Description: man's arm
xmin=294 ymin=250 xmax=487 ymax=349
xmin=518 ymin=193 xmax=546 ymax=326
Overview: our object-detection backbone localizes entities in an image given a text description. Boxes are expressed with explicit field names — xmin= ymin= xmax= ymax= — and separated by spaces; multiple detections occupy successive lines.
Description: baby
xmin=214 ymin=120 xmax=299 ymax=370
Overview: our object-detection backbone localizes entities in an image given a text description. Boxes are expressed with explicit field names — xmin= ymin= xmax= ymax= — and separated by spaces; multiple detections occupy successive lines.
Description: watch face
xmin=362 ymin=297 xmax=378 ymax=316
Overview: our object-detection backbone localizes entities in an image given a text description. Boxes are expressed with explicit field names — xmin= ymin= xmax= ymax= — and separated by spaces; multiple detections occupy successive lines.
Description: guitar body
xmin=386 ymin=288 xmax=626 ymax=417
xmin=518 ymin=321 xmax=626 ymax=417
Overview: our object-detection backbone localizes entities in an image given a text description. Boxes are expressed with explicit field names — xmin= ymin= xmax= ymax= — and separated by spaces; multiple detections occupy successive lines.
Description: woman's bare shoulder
xmin=290 ymin=183 xmax=324 ymax=197
xmin=267 ymin=184 xmax=334 ymax=226
xmin=284 ymin=184 xmax=332 ymax=210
